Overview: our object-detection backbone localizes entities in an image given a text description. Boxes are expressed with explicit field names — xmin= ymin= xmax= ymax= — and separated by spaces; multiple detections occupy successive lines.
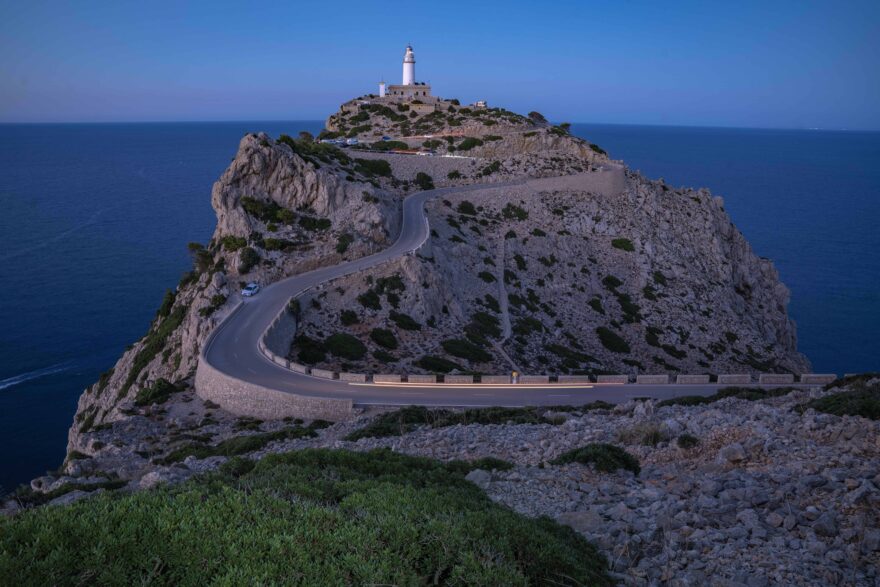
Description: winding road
xmin=201 ymin=172 xmax=806 ymax=409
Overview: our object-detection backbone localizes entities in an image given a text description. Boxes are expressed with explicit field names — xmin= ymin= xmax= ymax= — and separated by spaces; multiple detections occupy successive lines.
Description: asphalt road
xmin=201 ymin=176 xmax=808 ymax=408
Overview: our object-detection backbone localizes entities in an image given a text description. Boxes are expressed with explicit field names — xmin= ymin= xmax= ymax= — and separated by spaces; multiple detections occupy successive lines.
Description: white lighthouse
xmin=402 ymin=45 xmax=416 ymax=85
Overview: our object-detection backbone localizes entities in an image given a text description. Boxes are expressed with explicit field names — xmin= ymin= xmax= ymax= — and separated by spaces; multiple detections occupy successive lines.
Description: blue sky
xmin=1 ymin=0 xmax=878 ymax=128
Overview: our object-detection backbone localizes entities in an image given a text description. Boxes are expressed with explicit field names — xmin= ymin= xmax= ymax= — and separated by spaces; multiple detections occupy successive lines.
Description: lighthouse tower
xmin=402 ymin=45 xmax=416 ymax=85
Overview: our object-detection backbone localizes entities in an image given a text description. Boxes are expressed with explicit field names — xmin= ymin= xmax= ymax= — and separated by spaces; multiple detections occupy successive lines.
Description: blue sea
xmin=1 ymin=122 xmax=878 ymax=491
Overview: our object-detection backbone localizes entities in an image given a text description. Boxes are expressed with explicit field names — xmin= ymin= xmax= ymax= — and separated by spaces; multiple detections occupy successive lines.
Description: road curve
xmin=200 ymin=177 xmax=803 ymax=408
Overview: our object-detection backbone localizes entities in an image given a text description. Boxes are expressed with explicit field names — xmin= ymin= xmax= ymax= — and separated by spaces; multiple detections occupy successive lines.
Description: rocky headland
xmin=5 ymin=96 xmax=874 ymax=586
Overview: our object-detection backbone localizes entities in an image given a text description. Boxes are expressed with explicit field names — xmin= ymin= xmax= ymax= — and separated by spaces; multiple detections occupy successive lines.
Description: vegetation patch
xmin=596 ymin=327 xmax=631 ymax=354
xmin=441 ymin=339 xmax=493 ymax=363
xmin=501 ymin=203 xmax=529 ymax=221
xmin=354 ymin=158 xmax=392 ymax=177
xmin=415 ymin=355 xmax=462 ymax=373
xmin=611 ymin=238 xmax=635 ymax=252
xmin=369 ymin=328 xmax=398 ymax=349
xmin=550 ymin=443 xmax=640 ymax=475
xmin=346 ymin=406 xmax=568 ymax=441
xmin=155 ymin=425 xmax=321 ymax=465
xmin=657 ymin=386 xmax=799 ymax=408
xmin=325 ymin=333 xmax=367 ymax=360
xmin=796 ymin=384 xmax=880 ymax=420
xmin=134 ymin=378 xmax=179 ymax=407
xmin=389 ymin=311 xmax=420 ymax=330
xmin=121 ymin=305 xmax=187 ymax=398
xmin=0 ymin=449 xmax=613 ymax=585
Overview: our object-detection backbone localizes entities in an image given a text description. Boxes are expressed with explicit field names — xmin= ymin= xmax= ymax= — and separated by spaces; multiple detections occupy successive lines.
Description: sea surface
xmin=1 ymin=122 xmax=878 ymax=491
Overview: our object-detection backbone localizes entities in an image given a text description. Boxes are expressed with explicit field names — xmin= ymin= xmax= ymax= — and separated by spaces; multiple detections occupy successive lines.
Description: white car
xmin=241 ymin=283 xmax=260 ymax=297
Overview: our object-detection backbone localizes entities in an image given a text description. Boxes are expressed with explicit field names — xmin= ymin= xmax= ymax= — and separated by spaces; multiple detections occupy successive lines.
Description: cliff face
xmin=63 ymin=102 xmax=809 ymax=472
xmin=67 ymin=133 xmax=398 ymax=455
xmin=294 ymin=168 xmax=809 ymax=377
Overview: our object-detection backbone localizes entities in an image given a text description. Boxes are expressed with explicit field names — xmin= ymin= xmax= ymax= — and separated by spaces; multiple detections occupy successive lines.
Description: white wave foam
xmin=0 ymin=362 xmax=73 ymax=391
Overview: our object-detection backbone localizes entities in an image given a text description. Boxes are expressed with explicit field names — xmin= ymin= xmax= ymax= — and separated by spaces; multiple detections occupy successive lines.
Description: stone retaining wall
xmin=637 ymin=374 xmax=670 ymax=384
xmin=407 ymin=374 xmax=437 ymax=383
xmin=482 ymin=375 xmax=511 ymax=384
xmin=194 ymin=359 xmax=352 ymax=421
xmin=311 ymin=368 xmax=337 ymax=380
xmin=758 ymin=373 xmax=795 ymax=384
xmin=373 ymin=374 xmax=402 ymax=383
xmin=718 ymin=374 xmax=752 ymax=384
xmin=444 ymin=375 xmax=474 ymax=384
xmin=519 ymin=375 xmax=549 ymax=384
xmin=676 ymin=374 xmax=711 ymax=384
xmin=558 ymin=375 xmax=592 ymax=383
xmin=339 ymin=372 xmax=367 ymax=383
xmin=800 ymin=374 xmax=836 ymax=384
xmin=596 ymin=375 xmax=629 ymax=384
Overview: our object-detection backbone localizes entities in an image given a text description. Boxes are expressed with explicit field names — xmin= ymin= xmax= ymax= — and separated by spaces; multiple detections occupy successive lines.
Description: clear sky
xmin=1 ymin=0 xmax=878 ymax=129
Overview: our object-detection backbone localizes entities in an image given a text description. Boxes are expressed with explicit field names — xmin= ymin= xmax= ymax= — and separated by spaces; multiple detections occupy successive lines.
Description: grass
xmin=0 ymin=449 xmax=612 ymax=586
xmin=657 ymin=386 xmax=799 ymax=407
xmin=346 ymin=406 xmax=567 ymax=441
xmin=796 ymin=384 xmax=880 ymax=420
xmin=550 ymin=443 xmax=640 ymax=475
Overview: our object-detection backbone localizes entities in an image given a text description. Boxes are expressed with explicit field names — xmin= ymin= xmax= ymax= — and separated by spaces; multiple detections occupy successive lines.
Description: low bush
xmin=340 ymin=309 xmax=359 ymax=325
xmin=611 ymin=238 xmax=635 ymax=252
xmin=441 ymin=339 xmax=493 ymax=363
xmin=501 ymin=203 xmax=528 ymax=221
xmin=457 ymin=200 xmax=477 ymax=215
xmin=478 ymin=271 xmax=496 ymax=283
xmin=295 ymin=334 xmax=327 ymax=364
xmin=389 ymin=311 xmax=420 ymax=330
xmin=796 ymin=385 xmax=880 ymax=420
xmin=447 ymin=170 xmax=462 ymax=180
xmin=657 ymin=386 xmax=799 ymax=408
xmin=298 ymin=216 xmax=332 ymax=231
xmin=414 ymin=172 xmax=434 ymax=190
xmin=237 ymin=246 xmax=259 ymax=274
xmin=415 ymin=355 xmax=462 ymax=373
xmin=550 ymin=443 xmax=640 ymax=475
xmin=336 ymin=233 xmax=354 ymax=254
xmin=370 ymin=328 xmax=398 ymax=349
xmin=220 ymin=235 xmax=247 ymax=252
xmin=134 ymin=378 xmax=178 ymax=407
xmin=596 ymin=327 xmax=630 ymax=353
xmin=0 ymin=448 xmax=618 ymax=585
xmin=357 ymin=289 xmax=381 ymax=310
xmin=156 ymin=426 xmax=319 ymax=465
xmin=677 ymin=434 xmax=699 ymax=449
xmin=456 ymin=137 xmax=484 ymax=151
xmin=325 ymin=333 xmax=367 ymax=360
xmin=346 ymin=406 xmax=567 ymax=441
xmin=354 ymin=158 xmax=393 ymax=177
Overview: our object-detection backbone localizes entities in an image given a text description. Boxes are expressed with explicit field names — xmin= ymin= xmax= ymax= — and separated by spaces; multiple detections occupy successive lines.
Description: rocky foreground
xmin=13 ymin=377 xmax=879 ymax=586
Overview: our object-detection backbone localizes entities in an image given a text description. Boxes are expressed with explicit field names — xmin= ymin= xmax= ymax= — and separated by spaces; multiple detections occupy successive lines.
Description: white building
xmin=384 ymin=45 xmax=432 ymax=100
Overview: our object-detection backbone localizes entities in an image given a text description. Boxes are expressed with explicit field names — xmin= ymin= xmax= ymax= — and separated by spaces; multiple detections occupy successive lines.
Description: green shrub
xmin=796 ymin=385 xmax=880 ymax=420
xmin=588 ymin=298 xmax=605 ymax=314
xmin=336 ymin=233 xmax=354 ymax=254
xmin=298 ymin=216 xmax=331 ymax=231
xmin=589 ymin=143 xmax=607 ymax=156
xmin=237 ymin=246 xmax=259 ymax=274
xmin=157 ymin=290 xmax=175 ymax=318
xmin=677 ymin=434 xmax=699 ymax=449
xmin=370 ymin=328 xmax=398 ymax=349
xmin=390 ymin=311 xmax=420 ymax=330
xmin=221 ymin=235 xmax=247 ymax=251
xmin=0 ymin=448 xmax=626 ymax=584
xmin=156 ymin=426 xmax=318 ymax=465
xmin=357 ymin=289 xmax=381 ymax=310
xmin=457 ymin=200 xmax=477 ymax=215
xmin=602 ymin=275 xmax=622 ymax=289
xmin=325 ymin=333 xmax=367 ymax=360
xmin=501 ymin=203 xmax=528 ymax=221
xmin=617 ymin=421 xmax=670 ymax=447
xmin=652 ymin=271 xmax=668 ymax=286
xmin=369 ymin=140 xmax=409 ymax=151
xmin=596 ymin=327 xmax=630 ymax=353
xmin=295 ymin=335 xmax=327 ymax=364
xmin=447 ymin=170 xmax=462 ymax=180
xmin=550 ymin=443 xmax=640 ymax=474
xmin=120 ymin=305 xmax=187 ymax=398
xmin=340 ymin=309 xmax=359 ymax=326
xmin=456 ymin=137 xmax=484 ymax=151
xmin=414 ymin=172 xmax=434 ymax=190
xmin=415 ymin=355 xmax=462 ymax=373
xmin=478 ymin=271 xmax=496 ymax=283
xmin=441 ymin=339 xmax=493 ymax=363
xmin=611 ymin=238 xmax=634 ymax=252
xmin=354 ymin=158 xmax=393 ymax=177
xmin=657 ymin=386 xmax=799 ymax=407
xmin=134 ymin=378 xmax=178 ymax=407
xmin=480 ymin=161 xmax=501 ymax=176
